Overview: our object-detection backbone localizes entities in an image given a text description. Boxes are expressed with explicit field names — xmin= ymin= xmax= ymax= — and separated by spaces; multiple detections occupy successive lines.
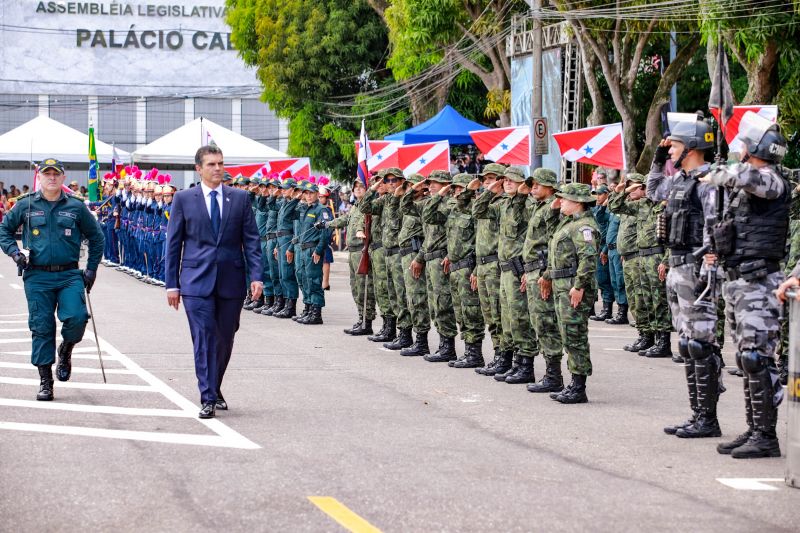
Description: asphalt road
xmin=0 ymin=252 xmax=797 ymax=532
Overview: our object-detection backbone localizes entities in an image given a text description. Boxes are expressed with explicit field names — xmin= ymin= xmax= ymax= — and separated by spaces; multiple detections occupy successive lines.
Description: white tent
xmin=0 ymin=115 xmax=129 ymax=164
xmin=132 ymin=117 xmax=287 ymax=165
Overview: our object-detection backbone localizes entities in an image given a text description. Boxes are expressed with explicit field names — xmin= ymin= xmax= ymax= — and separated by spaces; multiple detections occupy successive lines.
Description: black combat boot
xmin=504 ymin=356 xmax=534 ymax=384
xmin=242 ymin=291 xmax=253 ymax=309
xmin=528 ymin=361 xmax=564 ymax=393
xmin=676 ymin=341 xmax=721 ymax=438
xmin=262 ymin=296 xmax=284 ymax=316
xmin=400 ymin=331 xmax=430 ymax=357
xmin=425 ymin=337 xmax=456 ymax=363
xmin=778 ymin=350 xmax=788 ymax=386
xmin=552 ymin=374 xmax=588 ymax=404
xmin=369 ymin=316 xmax=396 ymax=343
xmin=302 ymin=305 xmax=323 ymax=325
xmin=623 ymin=332 xmax=653 ymax=353
xmin=274 ymin=298 xmax=297 ymax=319
xmin=494 ymin=354 xmax=520 ymax=382
xmin=244 ymin=295 xmax=263 ymax=311
xmin=254 ymin=295 xmax=274 ymax=314
xmin=37 ymin=365 xmax=54 ymax=401
xmin=642 ymin=331 xmax=673 ymax=358
xmin=56 ymin=341 xmax=76 ymax=382
xmin=344 ymin=316 xmax=363 ymax=335
xmin=350 ymin=319 xmax=373 ymax=336
xmin=293 ymin=303 xmax=311 ymax=322
xmin=453 ymin=342 xmax=484 ymax=368
xmin=384 ymin=328 xmax=412 ymax=350
xmin=590 ymin=301 xmax=613 ymax=321
xmin=731 ymin=359 xmax=781 ymax=459
xmin=485 ymin=349 xmax=514 ymax=377
xmin=605 ymin=303 xmax=629 ymax=325
xmin=664 ymin=339 xmax=698 ymax=435
xmin=718 ymin=375 xmax=754 ymax=454
xmin=476 ymin=347 xmax=501 ymax=375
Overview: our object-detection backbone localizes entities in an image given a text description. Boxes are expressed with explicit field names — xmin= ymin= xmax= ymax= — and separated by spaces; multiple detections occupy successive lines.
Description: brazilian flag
xmin=88 ymin=126 xmax=99 ymax=201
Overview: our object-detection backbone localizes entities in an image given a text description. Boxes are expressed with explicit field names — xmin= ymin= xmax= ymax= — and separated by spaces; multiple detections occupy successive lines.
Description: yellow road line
xmin=308 ymin=496 xmax=382 ymax=533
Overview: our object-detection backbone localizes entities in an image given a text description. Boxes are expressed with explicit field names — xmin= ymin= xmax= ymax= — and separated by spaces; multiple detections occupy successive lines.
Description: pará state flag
xmin=553 ymin=123 xmax=626 ymax=170
xmin=469 ymin=126 xmax=530 ymax=165
xmin=398 ymin=141 xmax=450 ymax=177
xmin=355 ymin=140 xmax=401 ymax=173
xmin=265 ymin=158 xmax=311 ymax=178
xmin=709 ymin=105 xmax=778 ymax=154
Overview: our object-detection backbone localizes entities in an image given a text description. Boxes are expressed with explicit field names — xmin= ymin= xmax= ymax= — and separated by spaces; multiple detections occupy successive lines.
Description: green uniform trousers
xmin=370 ymin=247 xmax=393 ymax=319
xmin=387 ymin=253 xmax=412 ymax=329
xmin=24 ymin=269 xmax=89 ymax=366
xmin=301 ymin=248 xmax=325 ymax=307
xmin=553 ymin=278 xmax=593 ymax=376
xmin=499 ymin=270 xmax=538 ymax=357
xmin=349 ymin=251 xmax=376 ymax=320
xmin=640 ymin=253 xmax=671 ymax=333
xmin=622 ymin=255 xmax=644 ymax=329
xmin=425 ymin=258 xmax=457 ymax=338
xmin=525 ymin=270 xmax=563 ymax=364
xmin=476 ymin=262 xmax=504 ymax=350
xmin=401 ymin=252 xmax=430 ymax=334
xmin=449 ymin=267 xmax=484 ymax=343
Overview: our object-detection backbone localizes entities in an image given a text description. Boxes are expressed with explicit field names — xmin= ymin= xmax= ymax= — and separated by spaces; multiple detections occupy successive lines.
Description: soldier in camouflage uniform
xmin=473 ymin=166 xmax=538 ymax=385
xmin=775 ymin=178 xmax=800 ymax=384
xmin=519 ymin=168 xmax=564 ymax=393
xmin=325 ymin=178 xmax=375 ymax=335
xmin=395 ymin=174 xmax=433 ymax=356
xmin=470 ymin=164 xmax=509 ymax=375
xmin=362 ymin=168 xmax=413 ymax=348
xmin=647 ymin=111 xmax=722 ymax=439
xmin=542 ymin=182 xmax=599 ymax=404
xmin=704 ymin=112 xmax=789 ymax=458
xmin=365 ymin=174 xmax=396 ymax=343
xmin=423 ymin=173 xmax=484 ymax=367
xmin=606 ymin=184 xmax=636 ymax=328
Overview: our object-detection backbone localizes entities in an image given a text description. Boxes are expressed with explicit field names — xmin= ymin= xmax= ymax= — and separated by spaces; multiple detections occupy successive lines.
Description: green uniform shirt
xmin=474 ymin=191 xmax=527 ymax=261
xmin=522 ymin=194 xmax=560 ymax=267
xmin=607 ymin=191 xmax=638 ymax=255
xmin=329 ymin=198 xmax=367 ymax=249
xmin=0 ymin=191 xmax=104 ymax=270
xmin=426 ymin=191 xmax=476 ymax=263
xmin=397 ymin=189 xmax=423 ymax=252
xmin=415 ymin=191 xmax=448 ymax=263
xmin=361 ymin=189 xmax=402 ymax=249
xmin=547 ymin=210 xmax=599 ymax=291
xmin=472 ymin=190 xmax=501 ymax=258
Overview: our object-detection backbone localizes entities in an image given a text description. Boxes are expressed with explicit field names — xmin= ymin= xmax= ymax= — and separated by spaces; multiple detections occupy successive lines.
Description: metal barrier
xmin=786 ymin=289 xmax=800 ymax=488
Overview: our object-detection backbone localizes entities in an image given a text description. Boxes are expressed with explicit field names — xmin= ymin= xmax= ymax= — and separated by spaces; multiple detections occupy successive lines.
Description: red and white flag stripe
xmin=709 ymin=105 xmax=777 ymax=152
xmin=398 ymin=141 xmax=450 ymax=176
xmin=469 ymin=126 xmax=530 ymax=165
xmin=553 ymin=123 xmax=626 ymax=170
xmin=355 ymin=140 xmax=401 ymax=172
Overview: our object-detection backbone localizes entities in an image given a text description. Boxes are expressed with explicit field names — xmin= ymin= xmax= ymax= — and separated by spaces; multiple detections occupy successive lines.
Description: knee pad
xmin=687 ymin=339 xmax=713 ymax=360
xmin=740 ymin=350 xmax=767 ymax=374
xmin=735 ymin=351 xmax=743 ymax=371
xmin=678 ymin=338 xmax=690 ymax=358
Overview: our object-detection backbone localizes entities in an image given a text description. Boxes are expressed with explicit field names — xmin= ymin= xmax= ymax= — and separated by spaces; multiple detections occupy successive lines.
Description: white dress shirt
xmin=200 ymin=181 xmax=223 ymax=219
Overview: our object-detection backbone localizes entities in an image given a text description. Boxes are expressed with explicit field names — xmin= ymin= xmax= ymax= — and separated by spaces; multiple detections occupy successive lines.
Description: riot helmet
xmin=739 ymin=111 xmax=787 ymax=163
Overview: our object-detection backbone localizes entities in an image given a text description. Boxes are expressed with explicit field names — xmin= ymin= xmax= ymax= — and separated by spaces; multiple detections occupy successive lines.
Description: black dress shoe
xmin=215 ymin=399 xmax=228 ymax=410
xmin=198 ymin=402 xmax=216 ymax=419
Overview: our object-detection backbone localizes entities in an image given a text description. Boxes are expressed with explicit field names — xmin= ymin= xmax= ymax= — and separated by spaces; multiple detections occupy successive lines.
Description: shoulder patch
xmin=581 ymin=227 xmax=594 ymax=242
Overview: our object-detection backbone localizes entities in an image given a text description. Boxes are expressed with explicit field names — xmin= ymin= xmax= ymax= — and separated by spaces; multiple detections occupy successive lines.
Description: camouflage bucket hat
xmin=556 ymin=182 xmax=596 ymax=205
xmin=625 ymin=172 xmax=646 ymax=184
xmin=594 ymin=184 xmax=610 ymax=194
xmin=426 ymin=170 xmax=452 ymax=184
xmin=503 ymin=166 xmax=527 ymax=183
xmin=480 ymin=162 xmax=506 ymax=177
xmin=529 ymin=168 xmax=557 ymax=188
xmin=452 ymin=173 xmax=472 ymax=187
xmin=382 ymin=167 xmax=404 ymax=180
xmin=406 ymin=173 xmax=425 ymax=184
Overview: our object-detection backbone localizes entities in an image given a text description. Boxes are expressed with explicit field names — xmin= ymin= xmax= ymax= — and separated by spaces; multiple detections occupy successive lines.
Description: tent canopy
xmin=132 ymin=117 xmax=287 ymax=165
xmin=384 ymin=105 xmax=490 ymax=145
xmin=0 ymin=115 xmax=129 ymax=164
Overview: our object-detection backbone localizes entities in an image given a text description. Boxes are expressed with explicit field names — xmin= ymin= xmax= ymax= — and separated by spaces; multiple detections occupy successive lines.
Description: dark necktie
xmin=209 ymin=190 xmax=220 ymax=239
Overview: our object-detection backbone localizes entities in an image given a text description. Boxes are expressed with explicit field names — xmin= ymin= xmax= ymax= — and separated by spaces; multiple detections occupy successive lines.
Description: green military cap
xmin=383 ymin=167 xmax=404 ymax=179
xmin=625 ymin=172 xmax=646 ymax=184
xmin=426 ymin=170 xmax=452 ymax=184
xmin=480 ymin=163 xmax=506 ymax=177
xmin=452 ymin=173 xmax=472 ymax=187
xmin=39 ymin=158 xmax=65 ymax=174
xmin=281 ymin=178 xmax=297 ymax=190
xmin=223 ymin=171 xmax=233 ymax=182
xmin=594 ymin=184 xmax=610 ymax=194
xmin=529 ymin=168 xmax=557 ymax=188
xmin=240 ymin=176 xmax=252 ymax=185
xmin=503 ymin=166 xmax=527 ymax=183
xmin=556 ymin=182 xmax=596 ymax=205
xmin=406 ymin=173 xmax=425 ymax=184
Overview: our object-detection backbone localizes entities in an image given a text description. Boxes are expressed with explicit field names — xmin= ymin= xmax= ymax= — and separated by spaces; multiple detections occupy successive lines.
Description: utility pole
xmin=530 ymin=0 xmax=543 ymax=172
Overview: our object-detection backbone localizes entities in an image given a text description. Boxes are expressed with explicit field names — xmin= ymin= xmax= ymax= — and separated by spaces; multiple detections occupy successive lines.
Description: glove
xmin=83 ymin=269 xmax=97 ymax=293
xmin=314 ymin=221 xmax=329 ymax=230
xmin=653 ymin=144 xmax=670 ymax=167
xmin=11 ymin=251 xmax=27 ymax=271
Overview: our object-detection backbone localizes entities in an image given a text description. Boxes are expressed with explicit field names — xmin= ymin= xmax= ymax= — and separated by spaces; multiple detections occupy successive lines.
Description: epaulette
xmin=67 ymin=193 xmax=86 ymax=203
xmin=10 ymin=192 xmax=32 ymax=203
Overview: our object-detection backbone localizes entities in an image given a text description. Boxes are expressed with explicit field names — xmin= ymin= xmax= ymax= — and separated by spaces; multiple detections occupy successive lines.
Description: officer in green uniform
xmin=0 ymin=158 xmax=104 ymax=401
xmin=364 ymin=173 xmax=396 ymax=342
xmin=543 ymin=183 xmax=599 ymax=404
xmin=607 ymin=175 xmax=640 ymax=334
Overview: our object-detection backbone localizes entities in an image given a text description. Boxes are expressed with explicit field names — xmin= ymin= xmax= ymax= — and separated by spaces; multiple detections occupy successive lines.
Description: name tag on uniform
xmin=307 ymin=213 xmax=316 ymax=218
xmin=58 ymin=211 xmax=77 ymax=219
xmin=26 ymin=210 xmax=45 ymax=218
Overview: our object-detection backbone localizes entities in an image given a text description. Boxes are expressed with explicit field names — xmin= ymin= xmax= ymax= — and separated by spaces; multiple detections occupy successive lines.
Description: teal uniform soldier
xmin=247 ymin=177 xmax=275 ymax=313
xmin=292 ymin=187 xmax=312 ymax=322
xmin=0 ymin=158 xmax=104 ymax=401
xmin=295 ymin=181 xmax=331 ymax=324
xmin=274 ymin=178 xmax=303 ymax=318
xmin=262 ymin=179 xmax=284 ymax=315
xmin=590 ymin=185 xmax=614 ymax=321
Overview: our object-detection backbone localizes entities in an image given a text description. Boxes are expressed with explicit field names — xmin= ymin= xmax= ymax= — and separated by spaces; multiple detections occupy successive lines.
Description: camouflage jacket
xmin=471 ymin=190 xmax=501 ymax=259
xmin=361 ymin=189 xmax=402 ymax=248
xmin=607 ymin=191 xmax=639 ymax=256
xmin=398 ymin=188 xmax=424 ymax=252
xmin=329 ymin=197 xmax=366 ymax=250
xmin=473 ymin=191 xmax=527 ymax=261
xmin=425 ymin=190 xmax=476 ymax=263
xmin=414 ymin=192 xmax=448 ymax=262
xmin=522 ymin=194 xmax=560 ymax=270
xmin=546 ymin=209 xmax=599 ymax=291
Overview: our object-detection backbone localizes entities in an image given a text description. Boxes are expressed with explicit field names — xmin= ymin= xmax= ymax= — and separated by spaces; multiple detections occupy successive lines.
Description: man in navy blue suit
xmin=165 ymin=145 xmax=263 ymax=418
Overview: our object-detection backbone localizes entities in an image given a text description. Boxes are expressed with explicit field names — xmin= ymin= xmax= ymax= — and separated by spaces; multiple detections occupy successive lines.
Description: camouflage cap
xmin=625 ymin=172 xmax=646 ymax=184
xmin=503 ymin=166 xmax=527 ymax=183
xmin=382 ymin=167 xmax=404 ymax=179
xmin=530 ymin=168 xmax=558 ymax=188
xmin=556 ymin=182 xmax=596 ymax=205
xmin=480 ymin=162 xmax=506 ymax=177
xmin=452 ymin=173 xmax=472 ymax=187
xmin=594 ymin=184 xmax=610 ymax=194
xmin=426 ymin=170 xmax=452 ymax=184
xmin=406 ymin=173 xmax=426 ymax=184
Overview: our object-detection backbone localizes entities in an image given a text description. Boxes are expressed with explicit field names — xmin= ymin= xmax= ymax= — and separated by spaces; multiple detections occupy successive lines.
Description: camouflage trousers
xmin=665 ymin=262 xmax=719 ymax=344
xmin=722 ymin=271 xmax=784 ymax=360
xmin=425 ymin=257 xmax=457 ymax=338
xmin=449 ymin=266 xmax=484 ymax=344
xmin=401 ymin=252 xmax=431 ymax=334
xmin=640 ymin=253 xmax=671 ymax=333
xmin=622 ymin=255 xmax=646 ymax=328
xmin=553 ymin=278 xmax=593 ymax=376
xmin=387 ymin=252 xmax=412 ymax=329
xmin=370 ymin=246 xmax=394 ymax=318
xmin=525 ymin=270 xmax=562 ymax=364
xmin=349 ymin=251 xmax=376 ymax=320
xmin=499 ymin=270 xmax=538 ymax=357
xmin=607 ymin=248 xmax=627 ymax=305
xmin=476 ymin=262 xmax=505 ymax=350
xmin=266 ymin=238 xmax=282 ymax=298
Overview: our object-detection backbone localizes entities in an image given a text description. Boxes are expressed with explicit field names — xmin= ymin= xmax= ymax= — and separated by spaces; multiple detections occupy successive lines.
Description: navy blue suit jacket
xmin=165 ymin=184 xmax=262 ymax=299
